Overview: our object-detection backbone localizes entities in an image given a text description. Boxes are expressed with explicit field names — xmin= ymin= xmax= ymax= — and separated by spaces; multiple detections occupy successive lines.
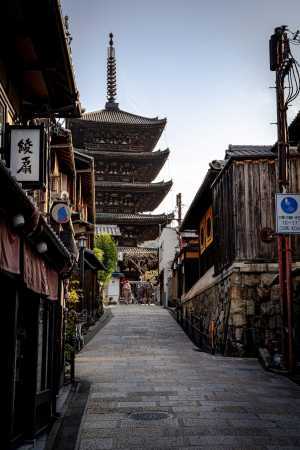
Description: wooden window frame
xmin=199 ymin=206 xmax=213 ymax=254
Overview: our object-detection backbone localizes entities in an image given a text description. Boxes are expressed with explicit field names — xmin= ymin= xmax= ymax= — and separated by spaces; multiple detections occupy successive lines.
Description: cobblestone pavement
xmin=76 ymin=305 xmax=300 ymax=450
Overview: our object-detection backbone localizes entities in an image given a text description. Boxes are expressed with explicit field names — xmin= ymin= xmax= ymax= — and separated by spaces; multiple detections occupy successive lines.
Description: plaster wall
xmin=159 ymin=227 xmax=178 ymax=304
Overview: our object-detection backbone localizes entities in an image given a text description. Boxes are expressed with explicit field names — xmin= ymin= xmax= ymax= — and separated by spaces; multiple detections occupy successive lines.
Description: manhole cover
xmin=129 ymin=411 xmax=169 ymax=421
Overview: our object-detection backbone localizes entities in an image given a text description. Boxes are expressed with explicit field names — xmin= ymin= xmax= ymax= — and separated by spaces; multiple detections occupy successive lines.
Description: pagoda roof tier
xmin=95 ymin=180 xmax=172 ymax=212
xmin=82 ymin=108 xmax=166 ymax=126
xmin=80 ymin=148 xmax=169 ymax=161
xmin=85 ymin=149 xmax=169 ymax=183
xmin=67 ymin=117 xmax=165 ymax=153
xmin=96 ymin=212 xmax=174 ymax=225
xmin=96 ymin=213 xmax=173 ymax=246
xmin=95 ymin=180 xmax=172 ymax=191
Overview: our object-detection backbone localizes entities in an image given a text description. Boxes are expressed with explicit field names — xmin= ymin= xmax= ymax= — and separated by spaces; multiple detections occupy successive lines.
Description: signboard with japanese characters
xmin=7 ymin=125 xmax=45 ymax=188
xmin=276 ymin=193 xmax=300 ymax=234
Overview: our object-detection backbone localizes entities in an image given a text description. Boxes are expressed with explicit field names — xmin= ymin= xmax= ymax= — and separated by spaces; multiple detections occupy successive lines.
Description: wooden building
xmin=67 ymin=34 xmax=172 ymax=283
xmin=1 ymin=1 xmax=81 ymax=446
xmin=172 ymin=230 xmax=200 ymax=304
xmin=179 ymin=147 xmax=300 ymax=360
xmin=73 ymin=150 xmax=103 ymax=322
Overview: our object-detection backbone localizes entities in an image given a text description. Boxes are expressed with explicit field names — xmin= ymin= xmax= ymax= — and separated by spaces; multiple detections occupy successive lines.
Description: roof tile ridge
xmin=117 ymin=108 xmax=166 ymax=122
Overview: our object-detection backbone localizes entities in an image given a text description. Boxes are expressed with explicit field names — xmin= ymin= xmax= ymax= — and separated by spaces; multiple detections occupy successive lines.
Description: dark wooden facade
xmin=178 ymin=146 xmax=300 ymax=359
xmin=213 ymin=150 xmax=300 ymax=274
xmin=2 ymin=2 xmax=80 ymax=447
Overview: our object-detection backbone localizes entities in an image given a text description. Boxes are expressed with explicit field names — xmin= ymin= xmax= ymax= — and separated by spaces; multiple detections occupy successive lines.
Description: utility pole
xmin=270 ymin=26 xmax=294 ymax=371
xmin=176 ymin=193 xmax=182 ymax=227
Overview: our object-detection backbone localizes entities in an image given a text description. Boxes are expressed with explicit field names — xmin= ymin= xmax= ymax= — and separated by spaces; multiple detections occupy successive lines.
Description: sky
xmin=62 ymin=0 xmax=300 ymax=218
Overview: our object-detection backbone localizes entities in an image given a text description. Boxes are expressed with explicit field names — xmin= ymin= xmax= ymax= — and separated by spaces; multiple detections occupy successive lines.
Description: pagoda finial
xmin=106 ymin=32 xmax=119 ymax=110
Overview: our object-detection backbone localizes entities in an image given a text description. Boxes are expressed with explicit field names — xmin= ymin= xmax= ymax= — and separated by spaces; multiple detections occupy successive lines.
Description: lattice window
xmin=51 ymin=175 xmax=61 ymax=194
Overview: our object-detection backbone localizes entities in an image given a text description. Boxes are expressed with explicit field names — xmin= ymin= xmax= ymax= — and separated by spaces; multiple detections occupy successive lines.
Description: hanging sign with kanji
xmin=8 ymin=126 xmax=45 ymax=188
xmin=276 ymin=193 xmax=300 ymax=234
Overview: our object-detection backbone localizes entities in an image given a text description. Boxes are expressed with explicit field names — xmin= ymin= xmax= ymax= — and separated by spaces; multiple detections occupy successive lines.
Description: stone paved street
xmin=76 ymin=305 xmax=300 ymax=450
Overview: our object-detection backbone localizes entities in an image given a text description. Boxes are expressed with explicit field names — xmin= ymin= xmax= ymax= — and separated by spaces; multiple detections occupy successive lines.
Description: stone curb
xmin=45 ymin=383 xmax=77 ymax=450
xmin=81 ymin=307 xmax=113 ymax=347
xmin=45 ymin=309 xmax=113 ymax=450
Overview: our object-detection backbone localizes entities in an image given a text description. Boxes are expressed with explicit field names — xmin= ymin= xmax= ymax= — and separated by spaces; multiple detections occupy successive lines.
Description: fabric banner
xmin=23 ymin=242 xmax=59 ymax=300
xmin=46 ymin=266 xmax=59 ymax=301
xmin=0 ymin=218 xmax=20 ymax=274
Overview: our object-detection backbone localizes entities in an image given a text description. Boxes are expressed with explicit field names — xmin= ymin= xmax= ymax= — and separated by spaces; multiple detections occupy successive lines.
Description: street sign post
xmin=276 ymin=193 xmax=300 ymax=234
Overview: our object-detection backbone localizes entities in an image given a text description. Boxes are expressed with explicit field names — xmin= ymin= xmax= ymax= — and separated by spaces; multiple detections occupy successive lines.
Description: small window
xmin=206 ymin=208 xmax=213 ymax=247
xmin=200 ymin=207 xmax=213 ymax=254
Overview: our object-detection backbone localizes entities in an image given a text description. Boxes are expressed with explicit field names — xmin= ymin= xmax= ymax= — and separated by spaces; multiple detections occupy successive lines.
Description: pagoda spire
xmin=106 ymin=33 xmax=119 ymax=110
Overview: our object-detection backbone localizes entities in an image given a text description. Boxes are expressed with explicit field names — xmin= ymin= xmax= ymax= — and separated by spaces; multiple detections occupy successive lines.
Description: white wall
xmin=106 ymin=277 xmax=120 ymax=303
xmin=159 ymin=227 xmax=179 ymax=306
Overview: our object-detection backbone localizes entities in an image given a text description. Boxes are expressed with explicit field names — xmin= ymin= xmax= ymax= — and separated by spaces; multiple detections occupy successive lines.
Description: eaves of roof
xmin=77 ymin=148 xmax=170 ymax=161
xmin=0 ymin=161 xmax=74 ymax=273
xmin=84 ymin=248 xmax=106 ymax=271
xmin=211 ymin=144 xmax=276 ymax=189
xmin=95 ymin=180 xmax=172 ymax=192
xmin=96 ymin=212 xmax=174 ymax=225
xmin=180 ymin=169 xmax=220 ymax=231
xmin=82 ymin=108 xmax=166 ymax=126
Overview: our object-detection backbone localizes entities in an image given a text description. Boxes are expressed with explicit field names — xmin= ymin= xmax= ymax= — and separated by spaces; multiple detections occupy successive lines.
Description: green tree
xmin=94 ymin=233 xmax=117 ymax=285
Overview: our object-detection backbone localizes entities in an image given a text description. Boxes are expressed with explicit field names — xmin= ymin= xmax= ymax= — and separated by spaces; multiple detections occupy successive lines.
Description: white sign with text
xmin=10 ymin=128 xmax=41 ymax=182
xmin=276 ymin=193 xmax=300 ymax=234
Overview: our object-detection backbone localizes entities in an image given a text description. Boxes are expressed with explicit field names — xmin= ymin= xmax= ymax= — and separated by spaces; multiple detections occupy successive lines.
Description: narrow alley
xmin=70 ymin=305 xmax=300 ymax=450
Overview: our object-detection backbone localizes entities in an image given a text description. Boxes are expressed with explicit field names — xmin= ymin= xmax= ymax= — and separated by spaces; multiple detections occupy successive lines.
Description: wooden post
xmin=271 ymin=26 xmax=295 ymax=371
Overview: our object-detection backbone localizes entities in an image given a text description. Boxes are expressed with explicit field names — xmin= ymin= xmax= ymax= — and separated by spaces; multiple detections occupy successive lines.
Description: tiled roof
xmin=118 ymin=247 xmax=158 ymax=255
xmin=95 ymin=180 xmax=172 ymax=191
xmin=180 ymin=168 xmax=220 ymax=232
xmin=96 ymin=212 xmax=174 ymax=225
xmin=95 ymin=224 xmax=121 ymax=236
xmin=82 ymin=108 xmax=166 ymax=126
xmin=78 ymin=148 xmax=170 ymax=161
xmin=225 ymin=145 xmax=274 ymax=159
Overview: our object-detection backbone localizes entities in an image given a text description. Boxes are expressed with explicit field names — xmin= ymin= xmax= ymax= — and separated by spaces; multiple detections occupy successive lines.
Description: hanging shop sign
xmin=50 ymin=202 xmax=71 ymax=224
xmin=276 ymin=193 xmax=300 ymax=234
xmin=7 ymin=125 xmax=46 ymax=189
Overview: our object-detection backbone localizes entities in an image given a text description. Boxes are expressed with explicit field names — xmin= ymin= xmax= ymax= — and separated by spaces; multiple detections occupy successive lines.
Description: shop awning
xmin=84 ymin=249 xmax=106 ymax=271
xmin=23 ymin=241 xmax=59 ymax=300
xmin=0 ymin=218 xmax=20 ymax=275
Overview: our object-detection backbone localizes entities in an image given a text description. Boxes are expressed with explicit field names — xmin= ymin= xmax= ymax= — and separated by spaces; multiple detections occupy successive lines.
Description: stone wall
xmin=182 ymin=265 xmax=300 ymax=357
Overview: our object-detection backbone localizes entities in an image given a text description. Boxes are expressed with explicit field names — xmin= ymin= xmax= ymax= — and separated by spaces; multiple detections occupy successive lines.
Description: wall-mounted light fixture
xmin=12 ymin=214 xmax=25 ymax=229
xmin=36 ymin=241 xmax=48 ymax=254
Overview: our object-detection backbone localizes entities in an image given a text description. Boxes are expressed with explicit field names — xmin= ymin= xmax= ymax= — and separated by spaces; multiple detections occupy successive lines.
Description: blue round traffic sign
xmin=281 ymin=196 xmax=298 ymax=214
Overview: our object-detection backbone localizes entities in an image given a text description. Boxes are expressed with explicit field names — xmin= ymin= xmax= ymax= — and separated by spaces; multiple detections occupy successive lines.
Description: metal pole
xmin=80 ymin=247 xmax=85 ymax=308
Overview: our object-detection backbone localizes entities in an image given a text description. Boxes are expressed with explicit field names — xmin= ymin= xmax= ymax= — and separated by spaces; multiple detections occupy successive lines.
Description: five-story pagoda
xmin=68 ymin=34 xmax=172 ymax=279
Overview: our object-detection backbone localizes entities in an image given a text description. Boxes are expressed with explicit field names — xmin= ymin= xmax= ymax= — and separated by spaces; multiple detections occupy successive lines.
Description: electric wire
xmin=279 ymin=32 xmax=300 ymax=109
